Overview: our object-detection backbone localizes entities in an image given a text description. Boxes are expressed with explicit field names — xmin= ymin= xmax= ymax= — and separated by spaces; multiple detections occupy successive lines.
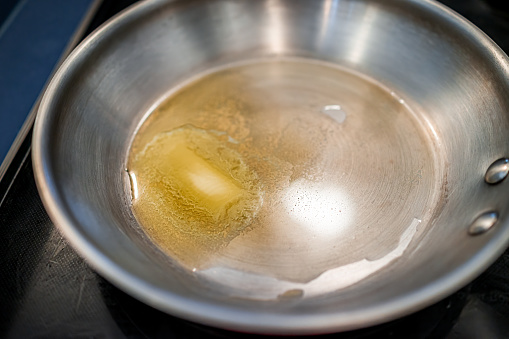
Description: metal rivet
xmin=469 ymin=211 xmax=498 ymax=235
xmin=485 ymin=158 xmax=509 ymax=184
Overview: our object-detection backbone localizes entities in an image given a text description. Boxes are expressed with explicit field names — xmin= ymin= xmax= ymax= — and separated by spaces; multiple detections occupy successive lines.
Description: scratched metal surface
xmin=1 ymin=161 xmax=508 ymax=338
xmin=0 ymin=0 xmax=508 ymax=338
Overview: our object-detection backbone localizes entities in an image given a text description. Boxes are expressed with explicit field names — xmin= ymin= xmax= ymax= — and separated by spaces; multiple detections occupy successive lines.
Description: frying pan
xmin=32 ymin=0 xmax=509 ymax=334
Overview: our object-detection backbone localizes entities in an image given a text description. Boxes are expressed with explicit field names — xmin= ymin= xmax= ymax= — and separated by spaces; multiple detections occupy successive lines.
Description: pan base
xmin=127 ymin=58 xmax=444 ymax=299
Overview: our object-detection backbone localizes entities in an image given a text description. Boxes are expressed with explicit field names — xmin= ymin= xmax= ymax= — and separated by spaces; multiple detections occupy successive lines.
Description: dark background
xmin=0 ymin=0 xmax=508 ymax=338
xmin=0 ymin=0 xmax=94 ymax=179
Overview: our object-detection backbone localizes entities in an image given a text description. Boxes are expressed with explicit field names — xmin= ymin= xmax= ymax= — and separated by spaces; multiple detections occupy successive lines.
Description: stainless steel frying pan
xmin=32 ymin=0 xmax=509 ymax=334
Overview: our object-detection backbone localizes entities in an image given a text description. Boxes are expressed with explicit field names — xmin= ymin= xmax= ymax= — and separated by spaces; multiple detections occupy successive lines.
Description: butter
xmin=128 ymin=125 xmax=262 ymax=265
xmin=150 ymin=135 xmax=245 ymax=221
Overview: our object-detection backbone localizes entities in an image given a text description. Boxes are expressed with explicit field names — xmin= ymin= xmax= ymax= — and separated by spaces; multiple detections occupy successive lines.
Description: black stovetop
xmin=1 ymin=1 xmax=508 ymax=338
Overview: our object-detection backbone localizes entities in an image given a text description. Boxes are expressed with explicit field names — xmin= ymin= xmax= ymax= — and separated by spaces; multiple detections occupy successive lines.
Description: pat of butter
xmin=160 ymin=142 xmax=245 ymax=218
xmin=130 ymin=125 xmax=262 ymax=234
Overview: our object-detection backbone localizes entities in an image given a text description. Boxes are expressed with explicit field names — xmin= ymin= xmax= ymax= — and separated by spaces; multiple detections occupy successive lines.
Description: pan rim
xmin=32 ymin=0 xmax=509 ymax=334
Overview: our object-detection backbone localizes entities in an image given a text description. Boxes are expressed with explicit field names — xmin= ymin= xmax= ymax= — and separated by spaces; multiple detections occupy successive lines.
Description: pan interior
xmin=127 ymin=58 xmax=444 ymax=300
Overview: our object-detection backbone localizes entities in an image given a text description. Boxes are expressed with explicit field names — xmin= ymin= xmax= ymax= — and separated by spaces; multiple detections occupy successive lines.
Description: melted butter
xmin=127 ymin=58 xmax=439 ymax=283
xmin=129 ymin=125 xmax=262 ymax=268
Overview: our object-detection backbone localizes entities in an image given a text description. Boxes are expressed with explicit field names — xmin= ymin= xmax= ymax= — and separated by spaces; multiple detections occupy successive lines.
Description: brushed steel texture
xmin=32 ymin=0 xmax=509 ymax=334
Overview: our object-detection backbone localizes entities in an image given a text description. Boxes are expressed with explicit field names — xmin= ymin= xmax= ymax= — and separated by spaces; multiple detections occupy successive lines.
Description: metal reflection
xmin=347 ymin=5 xmax=378 ymax=64
xmin=267 ymin=0 xmax=286 ymax=54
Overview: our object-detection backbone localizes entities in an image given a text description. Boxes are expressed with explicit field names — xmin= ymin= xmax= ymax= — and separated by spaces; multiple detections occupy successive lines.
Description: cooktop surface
xmin=1 ymin=1 xmax=508 ymax=338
